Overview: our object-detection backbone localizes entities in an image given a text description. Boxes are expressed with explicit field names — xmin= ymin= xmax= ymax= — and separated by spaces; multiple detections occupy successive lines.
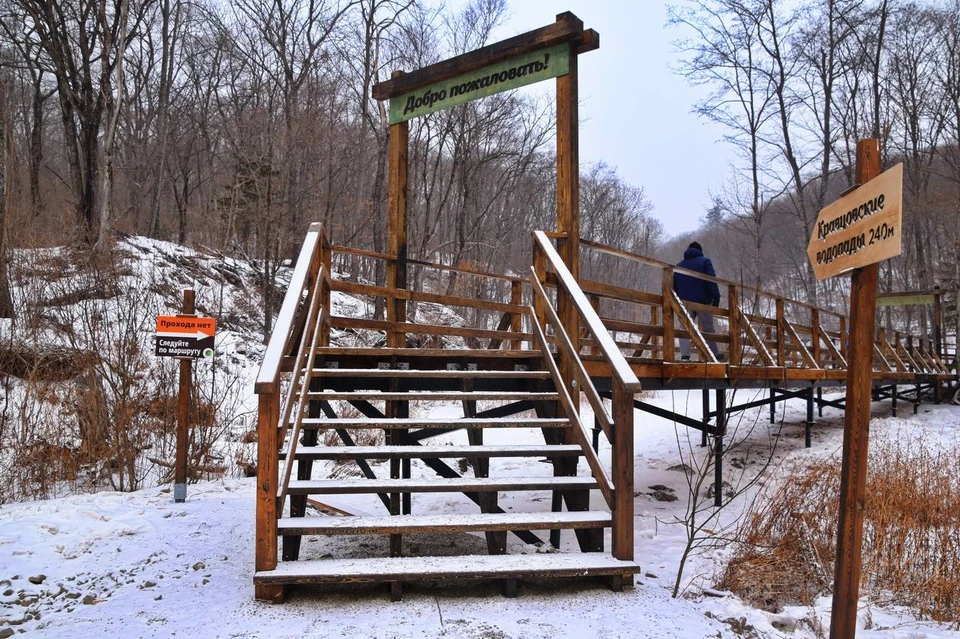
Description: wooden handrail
xmin=256 ymin=225 xmax=324 ymax=394
xmin=276 ymin=266 xmax=328 ymax=448
xmin=534 ymin=231 xmax=641 ymax=391
xmin=332 ymin=243 xmax=527 ymax=284
xmin=529 ymin=308 xmax=613 ymax=507
xmin=529 ymin=271 xmax=613 ymax=440
xmin=580 ymin=237 xmax=846 ymax=319
xmin=277 ymin=304 xmax=327 ymax=508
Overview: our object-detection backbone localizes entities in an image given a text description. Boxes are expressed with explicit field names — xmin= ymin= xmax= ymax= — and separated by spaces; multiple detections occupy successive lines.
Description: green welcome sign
xmin=389 ymin=43 xmax=570 ymax=124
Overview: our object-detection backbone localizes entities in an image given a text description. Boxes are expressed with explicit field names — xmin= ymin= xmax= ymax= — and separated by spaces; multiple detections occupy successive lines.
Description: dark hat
xmin=688 ymin=241 xmax=702 ymax=251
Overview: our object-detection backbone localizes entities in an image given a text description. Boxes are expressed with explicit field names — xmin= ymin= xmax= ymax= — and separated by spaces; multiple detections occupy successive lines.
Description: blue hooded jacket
xmin=673 ymin=245 xmax=721 ymax=306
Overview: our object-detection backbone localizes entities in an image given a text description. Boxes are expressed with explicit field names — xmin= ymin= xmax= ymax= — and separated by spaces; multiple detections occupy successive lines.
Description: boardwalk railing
xmin=531 ymin=230 xmax=641 ymax=567
xmin=578 ymin=238 xmax=953 ymax=378
xmin=253 ymin=223 xmax=330 ymax=601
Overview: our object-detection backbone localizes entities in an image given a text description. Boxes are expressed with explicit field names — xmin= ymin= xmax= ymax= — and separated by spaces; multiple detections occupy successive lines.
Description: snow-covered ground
xmin=2 ymin=388 xmax=959 ymax=638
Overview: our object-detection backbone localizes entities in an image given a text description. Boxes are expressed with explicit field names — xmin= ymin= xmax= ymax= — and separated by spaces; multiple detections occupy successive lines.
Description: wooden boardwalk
xmin=252 ymin=224 xmax=957 ymax=601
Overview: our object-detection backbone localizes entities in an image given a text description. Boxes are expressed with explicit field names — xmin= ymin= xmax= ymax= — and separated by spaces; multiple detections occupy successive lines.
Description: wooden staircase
xmin=253 ymin=226 xmax=641 ymax=602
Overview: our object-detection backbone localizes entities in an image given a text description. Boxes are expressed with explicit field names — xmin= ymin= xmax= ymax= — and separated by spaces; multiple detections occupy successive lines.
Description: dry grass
xmin=720 ymin=432 xmax=960 ymax=623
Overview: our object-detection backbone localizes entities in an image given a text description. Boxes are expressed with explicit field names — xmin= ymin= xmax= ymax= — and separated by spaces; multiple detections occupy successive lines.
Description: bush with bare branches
xmin=720 ymin=430 xmax=960 ymax=624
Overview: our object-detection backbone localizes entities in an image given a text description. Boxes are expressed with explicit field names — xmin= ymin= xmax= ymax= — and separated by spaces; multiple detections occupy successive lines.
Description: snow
xmin=2 ymin=390 xmax=959 ymax=637
xmin=2 ymin=236 xmax=959 ymax=637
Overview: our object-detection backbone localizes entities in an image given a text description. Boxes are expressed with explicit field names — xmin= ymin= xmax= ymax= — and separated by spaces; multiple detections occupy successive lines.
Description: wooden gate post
xmin=830 ymin=139 xmax=881 ymax=638
xmin=387 ymin=71 xmax=409 ymax=349
xmin=556 ymin=17 xmax=581 ymax=377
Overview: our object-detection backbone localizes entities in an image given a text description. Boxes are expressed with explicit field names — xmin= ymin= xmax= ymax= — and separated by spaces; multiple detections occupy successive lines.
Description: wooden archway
xmin=372 ymin=12 xmax=599 ymax=348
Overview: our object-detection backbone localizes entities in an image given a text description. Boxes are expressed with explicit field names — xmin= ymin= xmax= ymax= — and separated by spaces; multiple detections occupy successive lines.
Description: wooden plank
xmin=276 ymin=511 xmax=611 ymax=536
xmin=817 ymin=322 xmax=848 ymax=368
xmin=287 ymin=476 xmax=598 ymax=494
xmin=580 ymin=278 xmax=663 ymax=307
xmin=781 ymin=316 xmax=819 ymax=369
xmin=282 ymin=444 xmax=583 ymax=460
xmin=308 ymin=391 xmax=559 ymax=401
xmin=872 ymin=343 xmax=893 ymax=372
xmin=312 ymin=347 xmax=539 ymax=359
xmin=326 ymin=316 xmax=533 ymax=343
xmin=254 ymin=553 xmax=639 ymax=585
xmin=333 ymin=244 xmax=525 ymax=284
xmin=735 ymin=307 xmax=777 ymax=366
xmin=309 ymin=368 xmax=550 ymax=378
xmin=669 ymin=291 xmax=719 ymax=363
xmin=531 ymin=233 xmax=641 ymax=390
xmin=296 ymin=417 xmax=569 ymax=429
xmin=372 ymin=13 xmax=584 ymax=99
xmin=599 ymin=317 xmax=663 ymax=336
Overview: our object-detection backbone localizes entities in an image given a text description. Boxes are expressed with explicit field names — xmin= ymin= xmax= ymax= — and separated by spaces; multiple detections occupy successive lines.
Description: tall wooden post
xmin=174 ymin=288 xmax=194 ymax=503
xmin=830 ymin=139 xmax=881 ymax=639
xmin=387 ymin=71 xmax=409 ymax=349
xmin=556 ymin=18 xmax=581 ymax=390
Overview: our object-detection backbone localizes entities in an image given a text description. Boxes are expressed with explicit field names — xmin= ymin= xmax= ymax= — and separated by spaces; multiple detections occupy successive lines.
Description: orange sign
xmin=155 ymin=315 xmax=217 ymax=358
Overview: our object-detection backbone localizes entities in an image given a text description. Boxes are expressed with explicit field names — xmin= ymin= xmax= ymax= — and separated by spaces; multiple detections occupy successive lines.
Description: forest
xmin=0 ymin=0 xmax=956 ymax=338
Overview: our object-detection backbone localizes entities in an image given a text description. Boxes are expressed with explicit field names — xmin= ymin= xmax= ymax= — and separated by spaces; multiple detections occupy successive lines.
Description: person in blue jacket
xmin=673 ymin=241 xmax=721 ymax=360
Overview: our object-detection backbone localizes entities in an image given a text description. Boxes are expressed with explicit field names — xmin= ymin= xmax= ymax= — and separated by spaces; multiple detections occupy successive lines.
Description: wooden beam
xmin=255 ymin=390 xmax=282 ymax=602
xmin=670 ymin=292 xmax=718 ymax=363
xmin=372 ymin=13 xmax=586 ymax=100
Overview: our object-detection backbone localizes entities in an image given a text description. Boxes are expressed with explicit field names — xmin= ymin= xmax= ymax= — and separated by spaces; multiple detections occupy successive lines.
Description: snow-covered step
xmin=307 ymin=391 xmax=560 ymax=402
xmin=277 ymin=511 xmax=611 ymax=535
xmin=307 ymin=368 xmax=552 ymax=379
xmin=280 ymin=444 xmax=582 ymax=461
xmin=294 ymin=417 xmax=569 ymax=429
xmin=286 ymin=476 xmax=598 ymax=495
xmin=254 ymin=553 xmax=639 ymax=585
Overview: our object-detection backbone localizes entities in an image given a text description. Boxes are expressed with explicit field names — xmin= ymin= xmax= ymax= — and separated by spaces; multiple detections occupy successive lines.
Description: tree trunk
xmin=0 ymin=80 xmax=14 ymax=319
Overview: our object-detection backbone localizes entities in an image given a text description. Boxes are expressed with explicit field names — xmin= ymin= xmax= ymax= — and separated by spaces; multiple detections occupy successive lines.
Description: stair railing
xmin=253 ymin=223 xmax=330 ymax=593
xmin=531 ymin=230 xmax=642 ymax=565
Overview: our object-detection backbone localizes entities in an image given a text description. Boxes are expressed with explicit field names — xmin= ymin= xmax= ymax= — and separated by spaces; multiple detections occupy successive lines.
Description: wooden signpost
xmin=807 ymin=162 xmax=902 ymax=281
xmin=809 ymin=141 xmax=902 ymax=638
xmin=155 ymin=290 xmax=217 ymax=503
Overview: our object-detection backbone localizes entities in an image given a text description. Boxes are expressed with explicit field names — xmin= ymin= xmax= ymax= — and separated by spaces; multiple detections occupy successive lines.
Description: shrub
xmin=720 ymin=431 xmax=960 ymax=623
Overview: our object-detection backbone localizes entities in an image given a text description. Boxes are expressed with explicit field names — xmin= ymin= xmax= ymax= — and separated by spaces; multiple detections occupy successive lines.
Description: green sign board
xmin=876 ymin=294 xmax=936 ymax=307
xmin=389 ymin=43 xmax=570 ymax=124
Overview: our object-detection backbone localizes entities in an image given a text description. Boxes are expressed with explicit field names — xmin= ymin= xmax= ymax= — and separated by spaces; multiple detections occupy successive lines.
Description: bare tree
xmin=0 ymin=72 xmax=13 ymax=319
xmin=14 ymin=0 xmax=155 ymax=246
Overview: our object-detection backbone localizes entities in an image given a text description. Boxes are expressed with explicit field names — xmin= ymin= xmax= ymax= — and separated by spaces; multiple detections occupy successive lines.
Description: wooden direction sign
xmin=155 ymin=315 xmax=216 ymax=358
xmin=807 ymin=163 xmax=903 ymax=280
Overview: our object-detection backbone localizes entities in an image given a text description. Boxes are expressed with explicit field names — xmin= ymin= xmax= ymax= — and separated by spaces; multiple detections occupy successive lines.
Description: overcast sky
xmin=430 ymin=1 xmax=734 ymax=238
